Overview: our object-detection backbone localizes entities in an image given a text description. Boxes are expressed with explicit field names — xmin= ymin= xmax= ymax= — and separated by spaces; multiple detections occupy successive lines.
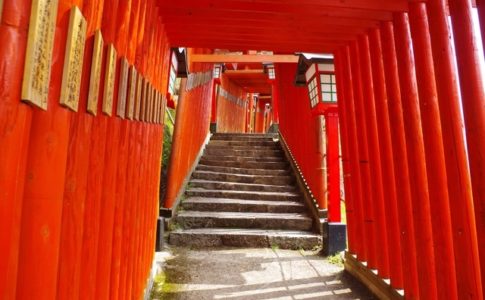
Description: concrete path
xmin=151 ymin=246 xmax=375 ymax=300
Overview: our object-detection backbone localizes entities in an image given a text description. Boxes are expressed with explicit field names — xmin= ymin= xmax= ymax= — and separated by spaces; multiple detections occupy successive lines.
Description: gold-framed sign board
xmin=87 ymin=30 xmax=104 ymax=115
xmin=59 ymin=6 xmax=87 ymax=111
xmin=127 ymin=66 xmax=137 ymax=120
xmin=21 ymin=0 xmax=60 ymax=110
xmin=103 ymin=44 xmax=117 ymax=116
xmin=134 ymin=74 xmax=142 ymax=121
xmin=116 ymin=57 xmax=129 ymax=118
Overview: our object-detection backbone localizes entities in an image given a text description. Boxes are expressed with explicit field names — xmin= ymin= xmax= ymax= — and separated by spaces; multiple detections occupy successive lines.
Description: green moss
xmin=327 ymin=253 xmax=344 ymax=267
xmin=150 ymin=271 xmax=182 ymax=299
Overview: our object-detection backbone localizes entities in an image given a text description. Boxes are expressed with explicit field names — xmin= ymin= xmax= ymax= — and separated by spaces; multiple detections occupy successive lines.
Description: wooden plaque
xmin=0 ymin=0 xmax=4 ymax=22
xmin=140 ymin=78 xmax=146 ymax=122
xmin=87 ymin=30 xmax=103 ymax=115
xmin=102 ymin=44 xmax=117 ymax=116
xmin=148 ymin=85 xmax=155 ymax=123
xmin=157 ymin=92 xmax=161 ymax=123
xmin=155 ymin=92 xmax=159 ymax=124
xmin=161 ymin=95 xmax=167 ymax=125
xmin=144 ymin=79 xmax=149 ymax=122
xmin=59 ymin=6 xmax=87 ymax=111
xmin=146 ymin=84 xmax=151 ymax=122
xmin=159 ymin=93 xmax=163 ymax=124
xmin=134 ymin=75 xmax=142 ymax=120
xmin=126 ymin=66 xmax=137 ymax=120
xmin=148 ymin=86 xmax=153 ymax=123
xmin=21 ymin=0 xmax=59 ymax=110
xmin=116 ymin=57 xmax=129 ymax=118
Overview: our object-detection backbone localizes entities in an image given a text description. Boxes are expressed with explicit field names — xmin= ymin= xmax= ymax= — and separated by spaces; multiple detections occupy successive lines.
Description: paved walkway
xmin=151 ymin=246 xmax=375 ymax=300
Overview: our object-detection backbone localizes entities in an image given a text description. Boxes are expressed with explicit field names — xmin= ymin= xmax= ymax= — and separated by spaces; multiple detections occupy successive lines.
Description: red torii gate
xmin=0 ymin=0 xmax=484 ymax=299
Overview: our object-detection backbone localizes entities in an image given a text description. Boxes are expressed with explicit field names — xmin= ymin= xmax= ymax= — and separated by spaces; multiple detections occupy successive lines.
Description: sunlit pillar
xmin=341 ymin=46 xmax=368 ymax=262
xmin=393 ymin=12 xmax=438 ymax=300
xmin=448 ymin=1 xmax=485 ymax=292
xmin=426 ymin=0 xmax=484 ymax=298
xmin=357 ymin=35 xmax=390 ymax=279
xmin=349 ymin=41 xmax=378 ymax=271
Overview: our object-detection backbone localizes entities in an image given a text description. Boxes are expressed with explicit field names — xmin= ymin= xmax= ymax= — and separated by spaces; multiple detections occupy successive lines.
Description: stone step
xmin=204 ymin=148 xmax=283 ymax=157
xmin=181 ymin=197 xmax=306 ymax=213
xmin=201 ymin=155 xmax=284 ymax=163
xmin=198 ymin=159 xmax=288 ymax=170
xmin=212 ymin=133 xmax=277 ymax=138
xmin=192 ymin=171 xmax=294 ymax=185
xmin=205 ymin=144 xmax=281 ymax=151
xmin=169 ymin=228 xmax=321 ymax=250
xmin=186 ymin=188 xmax=301 ymax=201
xmin=175 ymin=211 xmax=313 ymax=231
xmin=209 ymin=140 xmax=279 ymax=147
xmin=211 ymin=135 xmax=276 ymax=142
xmin=189 ymin=179 xmax=296 ymax=193
xmin=197 ymin=164 xmax=290 ymax=176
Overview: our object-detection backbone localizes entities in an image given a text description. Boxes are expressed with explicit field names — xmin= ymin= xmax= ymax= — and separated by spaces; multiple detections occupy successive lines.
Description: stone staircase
xmin=168 ymin=133 xmax=322 ymax=250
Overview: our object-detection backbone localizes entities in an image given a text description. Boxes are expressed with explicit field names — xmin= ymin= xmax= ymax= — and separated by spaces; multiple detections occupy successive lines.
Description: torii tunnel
xmin=1 ymin=0 xmax=485 ymax=299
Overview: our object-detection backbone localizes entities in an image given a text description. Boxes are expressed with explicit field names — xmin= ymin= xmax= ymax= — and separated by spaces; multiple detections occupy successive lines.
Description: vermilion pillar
xmin=109 ymin=1 xmax=134 ymax=298
xmin=324 ymin=109 xmax=340 ymax=222
xmin=210 ymin=78 xmax=219 ymax=131
xmin=393 ymin=12 xmax=438 ymax=300
xmin=349 ymin=41 xmax=377 ymax=270
xmin=17 ymin=0 xmax=83 ymax=299
xmin=368 ymin=28 xmax=404 ymax=291
xmin=57 ymin=1 xmax=103 ymax=299
xmin=448 ymin=0 xmax=485 ymax=293
xmin=334 ymin=52 xmax=356 ymax=252
xmin=0 ymin=1 xmax=32 ymax=298
xmin=477 ymin=0 xmax=485 ymax=53
xmin=357 ymin=35 xmax=390 ymax=279
xmin=426 ymin=0 xmax=483 ymax=298
xmin=341 ymin=46 xmax=367 ymax=262
xmin=380 ymin=21 xmax=419 ymax=300
xmin=271 ymin=79 xmax=280 ymax=124
xmin=95 ymin=0 xmax=122 ymax=298
xmin=408 ymin=4 xmax=458 ymax=300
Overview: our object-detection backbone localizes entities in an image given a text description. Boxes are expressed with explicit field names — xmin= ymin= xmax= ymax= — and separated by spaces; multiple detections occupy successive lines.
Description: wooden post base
xmin=344 ymin=252 xmax=404 ymax=300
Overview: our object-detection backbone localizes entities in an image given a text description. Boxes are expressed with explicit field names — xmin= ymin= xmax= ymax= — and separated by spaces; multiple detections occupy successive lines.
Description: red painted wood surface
xmin=164 ymin=54 xmax=213 ymax=209
xmin=325 ymin=110 xmax=340 ymax=222
xmin=216 ymin=73 xmax=246 ymax=133
xmin=56 ymin=1 xmax=103 ymax=299
xmin=109 ymin=1 xmax=133 ymax=297
xmin=349 ymin=41 xmax=377 ymax=270
xmin=428 ymin=0 xmax=484 ymax=297
xmin=17 ymin=0 xmax=83 ymax=299
xmin=334 ymin=52 xmax=356 ymax=251
xmin=340 ymin=47 xmax=367 ymax=261
xmin=448 ymin=0 xmax=485 ymax=295
xmin=0 ymin=1 xmax=32 ymax=298
xmin=94 ymin=0 xmax=122 ymax=298
xmin=409 ymin=4 xmax=458 ymax=299
xmin=271 ymin=81 xmax=280 ymax=124
xmin=254 ymin=100 xmax=266 ymax=133
xmin=357 ymin=36 xmax=389 ymax=278
xmin=393 ymin=12 xmax=438 ymax=300
xmin=276 ymin=64 xmax=326 ymax=210
xmin=380 ymin=21 xmax=420 ymax=299
xmin=367 ymin=27 xmax=404 ymax=290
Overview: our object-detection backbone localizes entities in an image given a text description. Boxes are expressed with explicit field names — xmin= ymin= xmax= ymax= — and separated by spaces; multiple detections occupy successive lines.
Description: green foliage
xmin=162 ymin=108 xmax=176 ymax=169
